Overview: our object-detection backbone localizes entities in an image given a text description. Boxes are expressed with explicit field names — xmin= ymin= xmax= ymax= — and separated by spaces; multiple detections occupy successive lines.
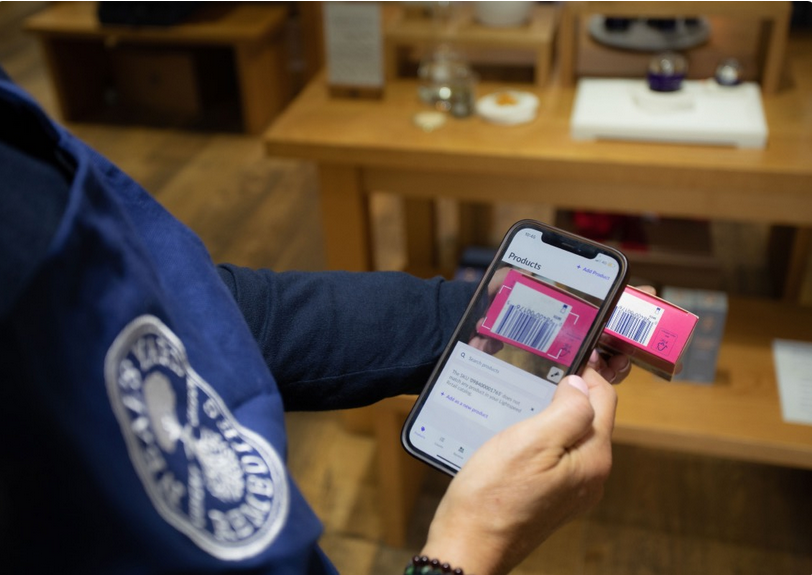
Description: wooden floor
xmin=3 ymin=4 xmax=812 ymax=573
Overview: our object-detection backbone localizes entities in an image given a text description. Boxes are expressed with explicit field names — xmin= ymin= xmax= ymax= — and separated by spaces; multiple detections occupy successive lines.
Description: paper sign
xmin=772 ymin=339 xmax=812 ymax=426
xmin=323 ymin=2 xmax=384 ymax=88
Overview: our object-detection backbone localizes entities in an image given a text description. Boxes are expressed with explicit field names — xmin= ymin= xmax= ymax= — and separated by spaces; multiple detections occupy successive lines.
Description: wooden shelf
xmin=558 ymin=1 xmax=792 ymax=93
xmin=384 ymin=3 xmax=559 ymax=86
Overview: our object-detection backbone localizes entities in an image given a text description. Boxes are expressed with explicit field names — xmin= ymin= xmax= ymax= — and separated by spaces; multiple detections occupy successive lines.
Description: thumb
xmin=530 ymin=375 xmax=596 ymax=449
xmin=562 ymin=373 xmax=590 ymax=397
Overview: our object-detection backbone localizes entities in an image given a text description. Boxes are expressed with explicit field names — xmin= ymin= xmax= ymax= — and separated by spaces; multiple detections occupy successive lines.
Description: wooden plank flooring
xmin=3 ymin=4 xmax=812 ymax=573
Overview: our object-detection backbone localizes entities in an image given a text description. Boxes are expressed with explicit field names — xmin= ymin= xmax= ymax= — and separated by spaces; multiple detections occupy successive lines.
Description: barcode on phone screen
xmin=492 ymin=282 xmax=570 ymax=352
xmin=606 ymin=292 xmax=663 ymax=346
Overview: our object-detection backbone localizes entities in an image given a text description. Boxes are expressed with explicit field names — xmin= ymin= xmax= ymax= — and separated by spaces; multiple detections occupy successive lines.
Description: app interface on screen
xmin=409 ymin=227 xmax=621 ymax=471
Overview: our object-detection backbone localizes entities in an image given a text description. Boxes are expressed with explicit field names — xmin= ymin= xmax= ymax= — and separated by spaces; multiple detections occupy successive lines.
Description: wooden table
xmin=264 ymin=35 xmax=812 ymax=545
xmin=26 ymin=2 xmax=290 ymax=133
xmin=265 ymin=35 xmax=812 ymax=288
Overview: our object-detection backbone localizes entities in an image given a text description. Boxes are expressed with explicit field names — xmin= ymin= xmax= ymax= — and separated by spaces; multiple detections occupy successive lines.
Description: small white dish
xmin=477 ymin=90 xmax=539 ymax=125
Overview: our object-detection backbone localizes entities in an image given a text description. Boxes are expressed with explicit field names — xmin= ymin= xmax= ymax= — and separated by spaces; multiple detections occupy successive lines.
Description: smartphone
xmin=402 ymin=220 xmax=629 ymax=475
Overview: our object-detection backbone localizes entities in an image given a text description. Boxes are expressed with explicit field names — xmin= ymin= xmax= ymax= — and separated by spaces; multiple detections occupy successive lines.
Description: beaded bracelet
xmin=404 ymin=555 xmax=466 ymax=575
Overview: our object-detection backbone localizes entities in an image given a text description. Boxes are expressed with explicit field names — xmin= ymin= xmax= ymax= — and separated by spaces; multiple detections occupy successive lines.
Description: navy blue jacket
xmin=0 ymin=68 xmax=474 ymax=573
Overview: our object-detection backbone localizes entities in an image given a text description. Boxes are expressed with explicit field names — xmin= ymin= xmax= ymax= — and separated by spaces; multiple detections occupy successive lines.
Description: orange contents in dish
xmin=495 ymin=92 xmax=518 ymax=106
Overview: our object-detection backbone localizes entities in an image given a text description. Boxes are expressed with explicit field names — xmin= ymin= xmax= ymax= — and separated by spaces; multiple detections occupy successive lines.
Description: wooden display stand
xmin=557 ymin=1 xmax=792 ymax=93
xmin=25 ymin=2 xmax=291 ymax=133
xmin=384 ymin=3 xmax=559 ymax=87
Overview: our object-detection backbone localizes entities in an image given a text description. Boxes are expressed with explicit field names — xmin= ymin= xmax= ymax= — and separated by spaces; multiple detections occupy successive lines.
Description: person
xmin=0 ymin=66 xmax=631 ymax=575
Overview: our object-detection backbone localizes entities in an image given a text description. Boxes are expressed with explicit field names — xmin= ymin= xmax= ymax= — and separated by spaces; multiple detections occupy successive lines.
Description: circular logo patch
xmin=105 ymin=315 xmax=289 ymax=561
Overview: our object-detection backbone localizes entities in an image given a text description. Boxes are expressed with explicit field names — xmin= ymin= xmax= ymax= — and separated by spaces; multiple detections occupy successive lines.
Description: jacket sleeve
xmin=217 ymin=264 xmax=477 ymax=411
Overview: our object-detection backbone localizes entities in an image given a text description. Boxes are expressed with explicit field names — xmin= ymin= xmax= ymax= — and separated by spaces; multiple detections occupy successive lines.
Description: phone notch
xmin=540 ymin=230 xmax=599 ymax=259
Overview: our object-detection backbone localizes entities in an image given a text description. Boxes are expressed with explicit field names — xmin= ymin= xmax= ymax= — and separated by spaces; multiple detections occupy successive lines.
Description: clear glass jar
xmin=715 ymin=58 xmax=743 ymax=86
xmin=417 ymin=45 xmax=477 ymax=117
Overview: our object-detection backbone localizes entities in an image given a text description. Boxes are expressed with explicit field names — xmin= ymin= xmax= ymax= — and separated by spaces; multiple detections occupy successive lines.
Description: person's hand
xmin=420 ymin=367 xmax=617 ymax=575
xmin=587 ymin=285 xmax=656 ymax=384
xmin=585 ymin=348 xmax=630 ymax=384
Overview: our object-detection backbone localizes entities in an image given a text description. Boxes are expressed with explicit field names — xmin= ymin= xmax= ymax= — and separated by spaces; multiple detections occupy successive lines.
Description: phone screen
xmin=403 ymin=221 xmax=628 ymax=474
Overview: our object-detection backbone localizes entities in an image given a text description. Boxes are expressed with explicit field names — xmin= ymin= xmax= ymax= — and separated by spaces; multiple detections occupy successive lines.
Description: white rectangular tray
xmin=570 ymin=78 xmax=768 ymax=149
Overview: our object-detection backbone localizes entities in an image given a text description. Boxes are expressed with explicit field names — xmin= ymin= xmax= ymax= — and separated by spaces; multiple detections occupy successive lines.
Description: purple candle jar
xmin=647 ymin=52 xmax=687 ymax=92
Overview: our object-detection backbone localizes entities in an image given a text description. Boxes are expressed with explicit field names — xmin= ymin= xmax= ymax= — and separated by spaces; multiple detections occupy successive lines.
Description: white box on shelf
xmin=570 ymin=78 xmax=768 ymax=149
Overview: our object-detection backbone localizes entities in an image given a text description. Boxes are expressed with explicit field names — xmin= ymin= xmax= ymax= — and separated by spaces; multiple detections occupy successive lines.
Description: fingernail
xmin=567 ymin=375 xmax=590 ymax=396
xmin=589 ymin=349 xmax=600 ymax=364
xmin=601 ymin=369 xmax=617 ymax=384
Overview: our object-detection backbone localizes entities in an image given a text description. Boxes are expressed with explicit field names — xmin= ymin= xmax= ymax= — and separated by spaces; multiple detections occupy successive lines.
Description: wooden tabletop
xmin=265 ymin=35 xmax=812 ymax=226
xmin=614 ymin=297 xmax=812 ymax=469
xmin=24 ymin=1 xmax=287 ymax=45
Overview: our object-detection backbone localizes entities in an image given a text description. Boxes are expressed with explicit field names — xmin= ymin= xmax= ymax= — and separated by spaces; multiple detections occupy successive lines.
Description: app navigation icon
xmin=546 ymin=366 xmax=564 ymax=383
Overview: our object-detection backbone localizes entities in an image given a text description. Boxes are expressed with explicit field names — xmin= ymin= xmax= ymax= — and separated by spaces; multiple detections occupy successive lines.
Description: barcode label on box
xmin=478 ymin=269 xmax=599 ymax=366
xmin=491 ymin=282 xmax=570 ymax=353
xmin=606 ymin=291 xmax=664 ymax=347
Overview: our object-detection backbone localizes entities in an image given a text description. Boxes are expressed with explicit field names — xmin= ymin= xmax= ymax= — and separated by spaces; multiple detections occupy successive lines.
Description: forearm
xmin=218 ymin=264 xmax=475 ymax=410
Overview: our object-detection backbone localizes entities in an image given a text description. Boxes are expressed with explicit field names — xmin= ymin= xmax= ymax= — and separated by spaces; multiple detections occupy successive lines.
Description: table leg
xmin=769 ymin=226 xmax=812 ymax=301
xmin=401 ymin=201 xmax=494 ymax=277
xmin=318 ymin=164 xmax=374 ymax=272
xmin=457 ymin=202 xmax=493 ymax=249
xmin=374 ymin=396 xmax=427 ymax=547
xmin=402 ymin=198 xmax=439 ymax=274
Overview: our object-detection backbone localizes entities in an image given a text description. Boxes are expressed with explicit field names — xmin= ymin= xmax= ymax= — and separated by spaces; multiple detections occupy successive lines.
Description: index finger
xmin=580 ymin=367 xmax=618 ymax=442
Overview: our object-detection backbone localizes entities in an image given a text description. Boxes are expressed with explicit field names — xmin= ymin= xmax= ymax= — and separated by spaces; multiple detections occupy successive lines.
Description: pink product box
xmin=477 ymin=269 xmax=598 ymax=367
xmin=601 ymin=286 xmax=699 ymax=381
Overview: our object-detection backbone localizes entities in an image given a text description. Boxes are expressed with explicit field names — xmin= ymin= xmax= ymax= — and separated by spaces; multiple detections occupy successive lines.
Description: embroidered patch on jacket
xmin=105 ymin=315 xmax=289 ymax=561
